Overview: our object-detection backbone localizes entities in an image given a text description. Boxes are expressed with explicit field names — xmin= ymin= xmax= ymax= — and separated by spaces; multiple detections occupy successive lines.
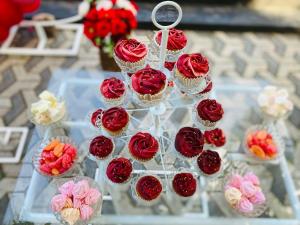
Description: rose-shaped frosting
xmin=197 ymin=150 xmax=221 ymax=175
xmin=131 ymin=67 xmax=166 ymax=95
xmin=106 ymin=157 xmax=132 ymax=183
xmin=73 ymin=197 xmax=83 ymax=209
xmin=58 ymin=181 xmax=75 ymax=197
xmin=84 ymin=188 xmax=101 ymax=205
xmin=51 ymin=194 xmax=67 ymax=212
xmin=80 ymin=204 xmax=94 ymax=220
xmin=224 ymin=187 xmax=242 ymax=207
xmin=129 ymin=132 xmax=159 ymax=161
xmin=89 ymin=135 xmax=114 ymax=159
xmin=237 ymin=197 xmax=254 ymax=213
xmin=164 ymin=61 xmax=176 ymax=71
xmin=100 ymin=77 xmax=125 ymax=99
xmin=72 ymin=180 xmax=90 ymax=199
xmin=114 ymin=39 xmax=147 ymax=62
xmin=136 ymin=175 xmax=162 ymax=201
xmin=90 ymin=109 xmax=103 ymax=127
xmin=204 ymin=128 xmax=226 ymax=147
xmin=227 ymin=174 xmax=243 ymax=189
xmin=244 ymin=172 xmax=260 ymax=186
xmin=176 ymin=53 xmax=209 ymax=78
xmin=249 ymin=191 xmax=266 ymax=205
xmin=102 ymin=107 xmax=129 ymax=131
xmin=197 ymin=99 xmax=224 ymax=122
xmin=175 ymin=127 xmax=204 ymax=158
xmin=155 ymin=28 xmax=187 ymax=51
xmin=240 ymin=181 xmax=257 ymax=198
xmin=172 ymin=173 xmax=197 ymax=197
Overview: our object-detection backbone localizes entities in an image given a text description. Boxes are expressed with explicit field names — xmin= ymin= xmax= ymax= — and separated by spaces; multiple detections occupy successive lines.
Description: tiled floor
xmin=1 ymin=29 xmax=300 ymax=224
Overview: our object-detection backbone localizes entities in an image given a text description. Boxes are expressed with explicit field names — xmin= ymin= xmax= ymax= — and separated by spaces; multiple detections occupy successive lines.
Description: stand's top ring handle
xmin=151 ymin=1 xmax=182 ymax=30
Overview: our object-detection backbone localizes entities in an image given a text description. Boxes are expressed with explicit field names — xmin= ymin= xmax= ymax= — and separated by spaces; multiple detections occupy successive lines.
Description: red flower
xmin=204 ymin=128 xmax=226 ymax=147
xmin=85 ymin=7 xmax=98 ymax=21
xmin=84 ymin=21 xmax=97 ymax=40
xmin=111 ymin=19 xmax=127 ymax=35
xmin=96 ymin=19 xmax=111 ymax=38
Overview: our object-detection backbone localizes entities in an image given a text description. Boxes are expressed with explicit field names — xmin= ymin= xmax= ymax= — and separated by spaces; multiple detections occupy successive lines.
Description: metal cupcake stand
xmin=16 ymin=1 xmax=300 ymax=225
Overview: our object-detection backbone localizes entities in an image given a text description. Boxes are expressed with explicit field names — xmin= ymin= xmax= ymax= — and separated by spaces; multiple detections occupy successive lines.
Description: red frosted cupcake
xmin=114 ymin=39 xmax=147 ymax=72
xmin=197 ymin=150 xmax=221 ymax=176
xmin=129 ymin=132 xmax=159 ymax=162
xmin=204 ymin=128 xmax=226 ymax=148
xmin=131 ymin=67 xmax=167 ymax=105
xmin=196 ymin=99 xmax=224 ymax=128
xmin=101 ymin=107 xmax=129 ymax=136
xmin=90 ymin=109 xmax=103 ymax=128
xmin=135 ymin=175 xmax=162 ymax=203
xmin=172 ymin=172 xmax=197 ymax=197
xmin=175 ymin=127 xmax=204 ymax=158
xmin=106 ymin=157 xmax=132 ymax=184
xmin=100 ymin=77 xmax=126 ymax=105
xmin=89 ymin=135 xmax=114 ymax=160
xmin=175 ymin=53 xmax=209 ymax=92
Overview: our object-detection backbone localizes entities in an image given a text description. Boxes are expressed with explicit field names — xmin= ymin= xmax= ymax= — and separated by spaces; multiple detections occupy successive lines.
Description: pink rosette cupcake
xmin=100 ymin=77 xmax=126 ymax=106
xmin=174 ymin=53 xmax=209 ymax=94
xmin=114 ymin=38 xmax=147 ymax=73
xmin=51 ymin=177 xmax=102 ymax=225
xmin=223 ymin=166 xmax=267 ymax=217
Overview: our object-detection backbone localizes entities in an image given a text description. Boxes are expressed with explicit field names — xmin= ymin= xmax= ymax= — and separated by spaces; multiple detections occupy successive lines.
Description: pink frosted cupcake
xmin=113 ymin=39 xmax=147 ymax=73
xmin=175 ymin=53 xmax=209 ymax=93
xmin=100 ymin=77 xmax=126 ymax=106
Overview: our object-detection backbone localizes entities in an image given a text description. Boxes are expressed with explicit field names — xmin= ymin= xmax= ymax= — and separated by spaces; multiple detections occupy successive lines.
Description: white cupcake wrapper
xmin=113 ymin=52 xmax=147 ymax=74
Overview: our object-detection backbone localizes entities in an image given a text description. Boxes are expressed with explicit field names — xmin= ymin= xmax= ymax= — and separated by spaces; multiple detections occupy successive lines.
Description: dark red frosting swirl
xmin=136 ymin=175 xmax=162 ymax=201
xmin=89 ymin=135 xmax=113 ymax=158
xmin=204 ymin=128 xmax=226 ymax=147
xmin=175 ymin=127 xmax=204 ymax=158
xmin=131 ymin=67 xmax=166 ymax=95
xmin=129 ymin=132 xmax=159 ymax=161
xmin=197 ymin=99 xmax=224 ymax=122
xmin=106 ymin=157 xmax=132 ymax=183
xmin=100 ymin=77 xmax=125 ymax=99
xmin=172 ymin=173 xmax=197 ymax=197
xmin=176 ymin=53 xmax=209 ymax=78
xmin=199 ymin=80 xmax=213 ymax=94
xmin=102 ymin=107 xmax=129 ymax=131
xmin=91 ymin=109 xmax=103 ymax=127
xmin=155 ymin=28 xmax=187 ymax=51
xmin=114 ymin=39 xmax=147 ymax=62
xmin=197 ymin=150 xmax=221 ymax=175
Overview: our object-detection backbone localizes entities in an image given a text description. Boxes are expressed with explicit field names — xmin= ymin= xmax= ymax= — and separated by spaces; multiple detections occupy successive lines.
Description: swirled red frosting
xmin=197 ymin=99 xmax=224 ymax=122
xmin=114 ymin=39 xmax=147 ymax=62
xmin=106 ymin=157 xmax=132 ymax=183
xmin=131 ymin=67 xmax=166 ymax=95
xmin=197 ymin=150 xmax=221 ymax=175
xmin=175 ymin=127 xmax=204 ymax=158
xmin=176 ymin=53 xmax=209 ymax=78
xmin=100 ymin=77 xmax=125 ymax=99
xmin=102 ymin=107 xmax=129 ymax=131
xmin=91 ymin=109 xmax=103 ymax=127
xmin=89 ymin=135 xmax=113 ymax=158
xmin=136 ymin=175 xmax=162 ymax=201
xmin=172 ymin=173 xmax=197 ymax=197
xmin=204 ymin=128 xmax=226 ymax=147
xmin=129 ymin=132 xmax=159 ymax=161
xmin=155 ymin=28 xmax=187 ymax=51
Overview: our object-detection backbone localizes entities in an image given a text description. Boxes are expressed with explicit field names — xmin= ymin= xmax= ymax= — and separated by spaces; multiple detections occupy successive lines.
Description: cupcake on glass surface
xmin=100 ymin=77 xmax=126 ymax=106
xmin=195 ymin=99 xmax=224 ymax=128
xmin=106 ymin=157 xmax=133 ymax=185
xmin=204 ymin=128 xmax=226 ymax=148
xmin=90 ymin=108 xmax=103 ymax=128
xmin=114 ymin=38 xmax=147 ymax=73
xmin=131 ymin=67 xmax=167 ymax=106
xmin=51 ymin=178 xmax=102 ymax=225
xmin=133 ymin=175 xmax=163 ymax=205
xmin=30 ymin=90 xmax=66 ymax=126
xmin=174 ymin=53 xmax=209 ymax=93
xmin=224 ymin=172 xmax=266 ymax=217
xmin=128 ymin=132 xmax=159 ymax=162
xmin=174 ymin=127 xmax=204 ymax=159
xmin=101 ymin=107 xmax=129 ymax=136
xmin=172 ymin=172 xmax=197 ymax=198
xmin=197 ymin=150 xmax=221 ymax=177
xmin=89 ymin=135 xmax=114 ymax=160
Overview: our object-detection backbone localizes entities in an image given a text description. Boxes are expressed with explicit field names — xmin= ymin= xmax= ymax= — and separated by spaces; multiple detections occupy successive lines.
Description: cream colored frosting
xmin=61 ymin=208 xmax=80 ymax=225
xmin=225 ymin=187 xmax=242 ymax=207
xmin=30 ymin=90 xmax=66 ymax=125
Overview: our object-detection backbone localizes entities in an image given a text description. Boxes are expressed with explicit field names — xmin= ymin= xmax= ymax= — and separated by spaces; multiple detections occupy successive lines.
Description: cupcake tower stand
xmin=18 ymin=1 xmax=300 ymax=225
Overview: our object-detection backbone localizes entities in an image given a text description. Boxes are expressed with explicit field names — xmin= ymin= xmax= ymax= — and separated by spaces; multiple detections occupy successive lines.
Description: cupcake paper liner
xmin=113 ymin=52 xmax=147 ymax=74
xmin=100 ymin=91 xmax=126 ymax=107
xmin=102 ymin=120 xmax=130 ymax=137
